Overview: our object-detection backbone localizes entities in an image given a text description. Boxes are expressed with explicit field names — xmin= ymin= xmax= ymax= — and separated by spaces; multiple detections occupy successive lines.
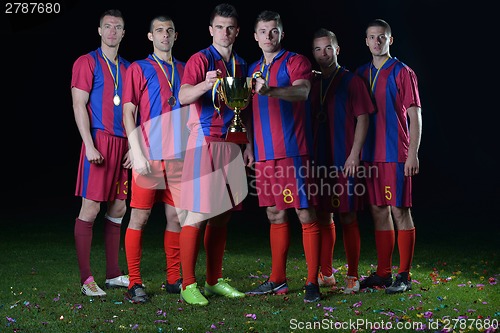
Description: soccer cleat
xmin=303 ymin=282 xmax=321 ymax=303
xmin=245 ymin=279 xmax=289 ymax=295
xmin=359 ymin=272 xmax=392 ymax=289
xmin=105 ymin=275 xmax=129 ymax=288
xmin=343 ymin=276 xmax=360 ymax=294
xmin=318 ymin=272 xmax=336 ymax=287
xmin=125 ymin=284 xmax=149 ymax=304
xmin=385 ymin=273 xmax=412 ymax=294
xmin=164 ymin=278 xmax=182 ymax=294
xmin=180 ymin=283 xmax=208 ymax=306
xmin=81 ymin=280 xmax=107 ymax=296
xmin=204 ymin=278 xmax=245 ymax=298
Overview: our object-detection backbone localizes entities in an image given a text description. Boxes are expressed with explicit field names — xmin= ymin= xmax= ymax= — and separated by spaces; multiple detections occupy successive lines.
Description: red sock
xmin=269 ymin=223 xmax=289 ymax=283
xmin=164 ymin=230 xmax=181 ymax=284
xmin=342 ymin=220 xmax=360 ymax=278
xmin=375 ymin=230 xmax=395 ymax=278
xmin=74 ymin=218 xmax=93 ymax=284
xmin=180 ymin=226 xmax=200 ymax=289
xmin=104 ymin=218 xmax=122 ymax=279
xmin=397 ymin=228 xmax=415 ymax=274
xmin=319 ymin=221 xmax=335 ymax=277
xmin=204 ymin=223 xmax=227 ymax=286
xmin=302 ymin=221 xmax=320 ymax=285
xmin=125 ymin=228 xmax=143 ymax=287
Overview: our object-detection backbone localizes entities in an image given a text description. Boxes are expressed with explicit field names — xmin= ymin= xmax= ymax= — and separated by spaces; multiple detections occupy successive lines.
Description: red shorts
xmin=180 ymin=135 xmax=246 ymax=214
xmin=254 ymin=156 xmax=318 ymax=210
xmin=131 ymin=159 xmax=183 ymax=209
xmin=363 ymin=161 xmax=412 ymax=207
xmin=75 ymin=130 xmax=129 ymax=202
xmin=315 ymin=172 xmax=366 ymax=213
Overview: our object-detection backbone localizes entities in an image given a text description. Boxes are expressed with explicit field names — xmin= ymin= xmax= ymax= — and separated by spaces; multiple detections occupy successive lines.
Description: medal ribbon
xmin=152 ymin=53 xmax=175 ymax=97
xmin=369 ymin=56 xmax=390 ymax=92
xmin=320 ymin=65 xmax=340 ymax=107
xmin=259 ymin=60 xmax=272 ymax=83
xmin=222 ymin=54 xmax=236 ymax=77
xmin=212 ymin=54 xmax=236 ymax=117
xmin=101 ymin=51 xmax=120 ymax=98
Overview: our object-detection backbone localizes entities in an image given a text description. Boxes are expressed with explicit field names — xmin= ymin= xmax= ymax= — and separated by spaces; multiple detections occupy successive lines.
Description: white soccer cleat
xmin=81 ymin=281 xmax=107 ymax=296
xmin=343 ymin=276 xmax=360 ymax=294
xmin=105 ymin=274 xmax=130 ymax=288
xmin=318 ymin=272 xmax=336 ymax=287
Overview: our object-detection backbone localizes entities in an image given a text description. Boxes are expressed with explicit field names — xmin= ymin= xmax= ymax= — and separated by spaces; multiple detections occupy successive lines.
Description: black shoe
xmin=164 ymin=278 xmax=182 ymax=294
xmin=125 ymin=284 xmax=149 ymax=304
xmin=359 ymin=272 xmax=392 ymax=289
xmin=245 ymin=279 xmax=289 ymax=295
xmin=385 ymin=273 xmax=412 ymax=294
xmin=303 ymin=282 xmax=321 ymax=303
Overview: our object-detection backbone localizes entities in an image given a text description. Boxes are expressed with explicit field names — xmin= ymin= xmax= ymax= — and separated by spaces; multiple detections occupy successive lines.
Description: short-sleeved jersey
xmin=248 ymin=49 xmax=313 ymax=161
xmin=122 ymin=54 xmax=187 ymax=160
xmin=309 ymin=67 xmax=374 ymax=167
xmin=181 ymin=45 xmax=247 ymax=139
xmin=355 ymin=57 xmax=421 ymax=163
xmin=71 ymin=47 xmax=131 ymax=138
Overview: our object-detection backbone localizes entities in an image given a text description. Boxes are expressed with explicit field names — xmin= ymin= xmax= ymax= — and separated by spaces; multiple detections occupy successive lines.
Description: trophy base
xmin=225 ymin=131 xmax=249 ymax=145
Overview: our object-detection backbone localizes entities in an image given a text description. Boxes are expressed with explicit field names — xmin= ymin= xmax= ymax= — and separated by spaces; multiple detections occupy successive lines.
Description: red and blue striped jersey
xmin=181 ymin=45 xmax=247 ymax=139
xmin=248 ymin=49 xmax=313 ymax=161
xmin=122 ymin=54 xmax=187 ymax=160
xmin=356 ymin=57 xmax=421 ymax=163
xmin=71 ymin=48 xmax=131 ymax=138
xmin=309 ymin=67 xmax=374 ymax=167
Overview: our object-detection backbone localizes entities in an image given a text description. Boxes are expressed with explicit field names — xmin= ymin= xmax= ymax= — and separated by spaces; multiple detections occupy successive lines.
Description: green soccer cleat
xmin=204 ymin=278 xmax=245 ymax=298
xmin=180 ymin=283 xmax=209 ymax=306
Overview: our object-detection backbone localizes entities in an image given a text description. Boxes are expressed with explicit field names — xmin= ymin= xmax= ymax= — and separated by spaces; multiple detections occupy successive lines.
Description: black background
xmin=1 ymin=0 xmax=497 ymax=222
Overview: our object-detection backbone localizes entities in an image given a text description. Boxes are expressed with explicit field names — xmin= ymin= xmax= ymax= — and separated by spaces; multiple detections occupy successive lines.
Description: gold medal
xmin=152 ymin=54 xmax=178 ymax=109
xmin=101 ymin=51 xmax=122 ymax=107
xmin=316 ymin=111 xmax=327 ymax=123
xmin=113 ymin=94 xmax=121 ymax=106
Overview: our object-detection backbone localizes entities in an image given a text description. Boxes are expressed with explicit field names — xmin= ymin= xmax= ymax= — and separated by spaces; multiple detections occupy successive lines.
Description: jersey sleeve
xmin=398 ymin=66 xmax=421 ymax=110
xmin=71 ymin=54 xmax=95 ymax=93
xmin=349 ymin=74 xmax=375 ymax=118
xmin=181 ymin=52 xmax=208 ymax=87
xmin=287 ymin=54 xmax=313 ymax=83
xmin=122 ymin=62 xmax=143 ymax=106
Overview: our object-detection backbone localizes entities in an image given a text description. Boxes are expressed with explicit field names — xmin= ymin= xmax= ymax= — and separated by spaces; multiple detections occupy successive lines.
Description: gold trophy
xmin=216 ymin=76 xmax=255 ymax=144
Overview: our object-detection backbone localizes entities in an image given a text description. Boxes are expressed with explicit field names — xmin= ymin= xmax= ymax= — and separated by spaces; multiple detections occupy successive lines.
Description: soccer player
xmin=245 ymin=10 xmax=321 ymax=303
xmin=309 ymin=28 xmax=374 ymax=294
xmin=176 ymin=3 xmax=252 ymax=306
xmin=122 ymin=15 xmax=187 ymax=304
xmin=71 ymin=9 xmax=130 ymax=296
xmin=355 ymin=19 xmax=422 ymax=294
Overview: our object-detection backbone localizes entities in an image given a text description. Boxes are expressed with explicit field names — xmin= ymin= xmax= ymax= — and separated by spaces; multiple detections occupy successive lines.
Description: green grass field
xmin=0 ymin=205 xmax=498 ymax=333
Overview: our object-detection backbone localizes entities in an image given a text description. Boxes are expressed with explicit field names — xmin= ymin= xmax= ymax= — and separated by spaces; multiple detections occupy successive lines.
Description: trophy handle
xmin=251 ymin=71 xmax=262 ymax=95
xmin=212 ymin=78 xmax=224 ymax=116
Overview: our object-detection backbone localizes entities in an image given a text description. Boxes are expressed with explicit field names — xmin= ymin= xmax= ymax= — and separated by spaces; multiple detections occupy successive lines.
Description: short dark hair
xmin=149 ymin=15 xmax=174 ymax=33
xmin=254 ymin=10 xmax=283 ymax=31
xmin=99 ymin=9 xmax=124 ymax=27
xmin=210 ymin=3 xmax=239 ymax=26
xmin=312 ymin=28 xmax=338 ymax=47
xmin=366 ymin=18 xmax=391 ymax=36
